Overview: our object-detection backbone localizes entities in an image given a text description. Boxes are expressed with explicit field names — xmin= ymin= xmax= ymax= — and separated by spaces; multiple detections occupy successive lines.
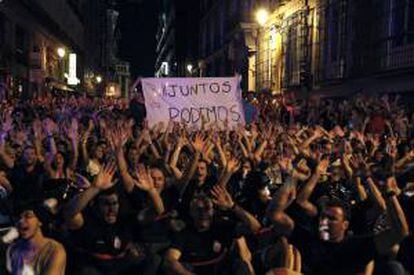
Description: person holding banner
xmin=243 ymin=91 xmax=259 ymax=125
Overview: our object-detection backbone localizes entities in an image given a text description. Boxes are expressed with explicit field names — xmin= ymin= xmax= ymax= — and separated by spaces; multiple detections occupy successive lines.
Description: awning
xmin=46 ymin=78 xmax=74 ymax=92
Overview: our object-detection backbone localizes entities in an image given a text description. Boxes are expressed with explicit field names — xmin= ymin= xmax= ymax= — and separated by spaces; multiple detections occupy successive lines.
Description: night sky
xmin=118 ymin=0 xmax=159 ymax=78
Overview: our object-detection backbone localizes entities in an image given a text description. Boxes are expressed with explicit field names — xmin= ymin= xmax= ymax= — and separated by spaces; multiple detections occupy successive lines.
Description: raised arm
xmin=341 ymin=153 xmax=353 ymax=179
xmin=299 ymin=127 xmax=323 ymax=151
xmin=385 ymin=120 xmax=395 ymax=139
xmin=211 ymin=185 xmax=261 ymax=233
xmin=0 ymin=132 xmax=14 ymax=169
xmin=142 ymin=128 xmax=161 ymax=160
xmin=178 ymin=134 xmax=204 ymax=196
xmin=395 ymin=150 xmax=414 ymax=170
xmin=374 ymin=177 xmax=409 ymax=255
xmin=237 ymin=134 xmax=249 ymax=159
xmin=33 ymin=119 xmax=45 ymax=163
xmin=169 ymin=135 xmax=186 ymax=180
xmin=109 ymin=128 xmax=135 ymax=193
xmin=81 ymin=119 xmax=94 ymax=166
xmin=134 ymin=164 xmax=165 ymax=215
xmin=217 ymin=156 xmax=240 ymax=188
xmin=63 ymin=162 xmax=117 ymax=229
xmin=43 ymin=118 xmax=57 ymax=156
xmin=67 ymin=118 xmax=79 ymax=171
xmin=267 ymin=176 xmax=297 ymax=235
xmin=354 ymin=176 xmax=368 ymax=202
xmin=296 ymin=159 xmax=329 ymax=217
xmin=164 ymin=248 xmax=195 ymax=275
xmin=0 ymin=110 xmax=14 ymax=168
xmin=253 ymin=138 xmax=268 ymax=163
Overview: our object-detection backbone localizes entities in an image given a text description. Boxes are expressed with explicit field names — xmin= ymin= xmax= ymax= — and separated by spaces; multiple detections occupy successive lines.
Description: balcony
xmin=380 ymin=44 xmax=414 ymax=71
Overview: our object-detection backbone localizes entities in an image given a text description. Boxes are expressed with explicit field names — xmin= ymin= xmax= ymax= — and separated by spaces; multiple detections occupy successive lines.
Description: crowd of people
xmin=0 ymin=91 xmax=413 ymax=275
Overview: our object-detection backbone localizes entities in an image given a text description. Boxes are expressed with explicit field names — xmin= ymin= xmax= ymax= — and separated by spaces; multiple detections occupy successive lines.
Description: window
xmin=390 ymin=0 xmax=414 ymax=46
xmin=0 ymin=13 xmax=4 ymax=47
xmin=219 ymin=3 xmax=225 ymax=44
xmin=282 ymin=13 xmax=302 ymax=87
xmin=392 ymin=0 xmax=406 ymax=47
xmin=328 ymin=3 xmax=339 ymax=61
xmin=323 ymin=0 xmax=347 ymax=79
xmin=408 ymin=0 xmax=414 ymax=42
xmin=285 ymin=26 xmax=300 ymax=86
xmin=15 ymin=26 xmax=28 ymax=65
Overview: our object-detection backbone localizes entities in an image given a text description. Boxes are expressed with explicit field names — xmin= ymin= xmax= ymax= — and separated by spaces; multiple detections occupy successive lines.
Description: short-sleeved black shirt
xmin=170 ymin=218 xmax=240 ymax=275
xmin=70 ymin=207 xmax=134 ymax=259
xmin=290 ymin=218 xmax=377 ymax=275
xmin=10 ymin=163 xmax=46 ymax=209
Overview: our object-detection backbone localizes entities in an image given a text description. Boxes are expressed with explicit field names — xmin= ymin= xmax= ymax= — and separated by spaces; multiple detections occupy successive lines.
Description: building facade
xmin=199 ymin=0 xmax=270 ymax=91
xmin=155 ymin=0 xmax=200 ymax=77
xmin=0 ymin=0 xmax=126 ymax=99
xmin=256 ymin=0 xmax=414 ymax=96
xmin=0 ymin=0 xmax=89 ymax=99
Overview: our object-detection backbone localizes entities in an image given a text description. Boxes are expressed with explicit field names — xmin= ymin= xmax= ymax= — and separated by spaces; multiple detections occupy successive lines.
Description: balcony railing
xmin=380 ymin=44 xmax=414 ymax=71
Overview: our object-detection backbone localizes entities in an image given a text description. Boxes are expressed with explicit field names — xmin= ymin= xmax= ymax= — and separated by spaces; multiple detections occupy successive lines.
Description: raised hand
xmin=98 ymin=118 xmax=108 ymax=133
xmin=142 ymin=129 xmax=152 ymax=144
xmin=93 ymin=162 xmax=117 ymax=190
xmin=406 ymin=149 xmax=414 ymax=160
xmin=15 ymin=130 xmax=28 ymax=144
xmin=223 ymin=118 xmax=229 ymax=129
xmin=333 ymin=125 xmax=345 ymax=137
xmin=385 ymin=119 xmax=392 ymax=128
xmin=68 ymin=118 xmax=79 ymax=141
xmin=43 ymin=118 xmax=57 ymax=136
xmin=251 ymin=123 xmax=259 ymax=139
xmin=192 ymin=133 xmax=206 ymax=153
xmin=176 ymin=132 xmax=187 ymax=148
xmin=316 ymin=159 xmax=329 ymax=175
xmin=72 ymin=173 xmax=91 ymax=190
xmin=1 ymin=111 xmax=13 ymax=134
xmin=226 ymin=156 xmax=240 ymax=173
xmin=134 ymin=164 xmax=155 ymax=192
xmin=297 ymin=158 xmax=310 ymax=173
xmin=87 ymin=119 xmax=95 ymax=132
xmin=32 ymin=119 xmax=43 ymax=139
xmin=312 ymin=127 xmax=324 ymax=139
xmin=368 ymin=135 xmax=380 ymax=148
xmin=211 ymin=185 xmax=234 ymax=210
xmin=279 ymin=157 xmax=293 ymax=174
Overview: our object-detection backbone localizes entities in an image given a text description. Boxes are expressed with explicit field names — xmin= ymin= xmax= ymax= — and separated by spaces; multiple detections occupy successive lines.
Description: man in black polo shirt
xmin=63 ymin=163 xmax=159 ymax=274
xmin=10 ymin=146 xmax=46 ymax=210
xmin=292 ymin=176 xmax=409 ymax=274
xmin=164 ymin=185 xmax=261 ymax=275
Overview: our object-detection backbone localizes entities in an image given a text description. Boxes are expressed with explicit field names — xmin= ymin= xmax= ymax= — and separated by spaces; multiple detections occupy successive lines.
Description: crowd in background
xmin=0 ymin=90 xmax=413 ymax=274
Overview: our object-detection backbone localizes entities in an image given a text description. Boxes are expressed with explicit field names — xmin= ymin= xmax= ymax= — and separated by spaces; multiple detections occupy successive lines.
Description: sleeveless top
xmin=6 ymin=239 xmax=65 ymax=275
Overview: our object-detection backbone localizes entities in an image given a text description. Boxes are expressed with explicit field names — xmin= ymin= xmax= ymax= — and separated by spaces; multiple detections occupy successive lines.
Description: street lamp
xmin=186 ymin=64 xmax=193 ymax=74
xmin=256 ymin=8 xmax=269 ymax=27
xmin=96 ymin=75 xmax=103 ymax=83
xmin=57 ymin=48 xmax=66 ymax=58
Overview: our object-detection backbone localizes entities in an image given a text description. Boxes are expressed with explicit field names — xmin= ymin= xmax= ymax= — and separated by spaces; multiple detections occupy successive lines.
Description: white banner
xmin=141 ymin=77 xmax=245 ymax=129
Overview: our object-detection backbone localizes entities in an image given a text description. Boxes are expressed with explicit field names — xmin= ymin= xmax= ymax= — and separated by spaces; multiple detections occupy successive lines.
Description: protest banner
xmin=141 ymin=77 xmax=245 ymax=129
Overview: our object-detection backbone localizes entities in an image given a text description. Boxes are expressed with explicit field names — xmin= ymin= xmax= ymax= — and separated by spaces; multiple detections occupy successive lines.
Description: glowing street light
xmin=186 ymin=64 xmax=193 ymax=74
xmin=256 ymin=9 xmax=269 ymax=27
xmin=96 ymin=75 xmax=103 ymax=83
xmin=57 ymin=47 xmax=66 ymax=58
